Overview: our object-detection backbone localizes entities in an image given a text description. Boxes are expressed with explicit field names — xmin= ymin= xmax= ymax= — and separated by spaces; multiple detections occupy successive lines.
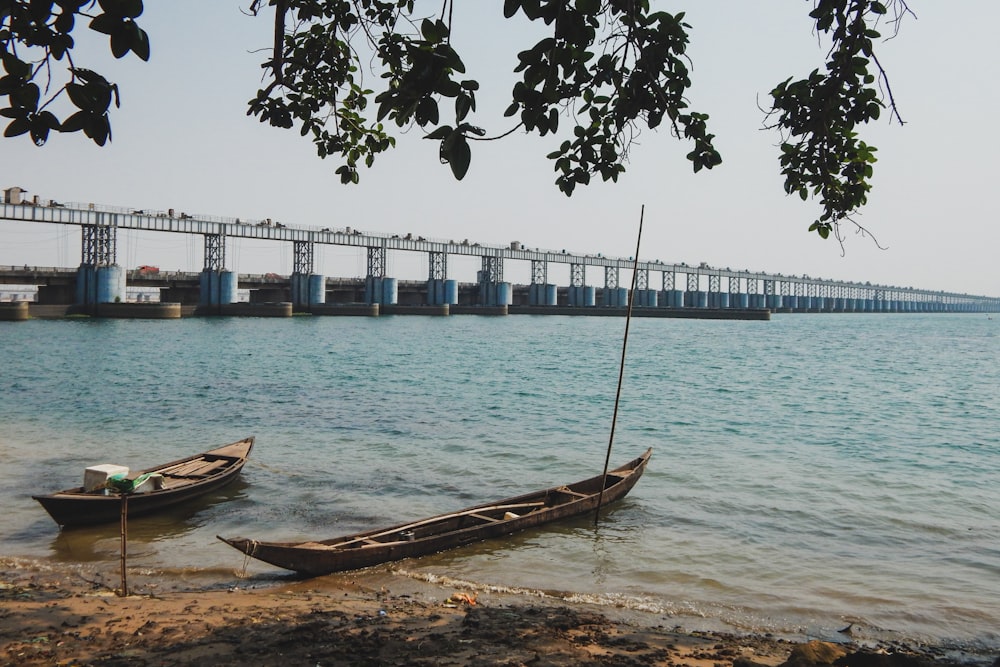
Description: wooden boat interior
xmin=57 ymin=451 xmax=247 ymax=495
xmin=156 ymin=454 xmax=241 ymax=486
xmin=297 ymin=470 xmax=634 ymax=551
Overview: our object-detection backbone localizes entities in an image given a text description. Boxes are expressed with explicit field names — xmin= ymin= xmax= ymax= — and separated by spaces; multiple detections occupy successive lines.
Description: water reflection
xmin=48 ymin=478 xmax=250 ymax=563
xmin=412 ymin=501 xmax=638 ymax=569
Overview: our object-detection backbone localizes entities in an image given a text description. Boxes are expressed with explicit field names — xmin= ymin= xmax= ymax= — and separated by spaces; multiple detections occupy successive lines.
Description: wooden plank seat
xmin=162 ymin=458 xmax=229 ymax=478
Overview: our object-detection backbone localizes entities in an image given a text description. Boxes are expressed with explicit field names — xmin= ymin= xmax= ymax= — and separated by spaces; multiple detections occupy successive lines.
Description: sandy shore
xmin=0 ymin=557 xmax=994 ymax=667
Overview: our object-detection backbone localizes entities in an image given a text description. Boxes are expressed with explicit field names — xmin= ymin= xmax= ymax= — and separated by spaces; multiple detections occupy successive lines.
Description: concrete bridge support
xmin=77 ymin=264 xmax=125 ymax=306
xmin=290 ymin=240 xmax=325 ymax=310
xmin=289 ymin=274 xmax=326 ymax=308
xmin=199 ymin=233 xmax=237 ymax=310
xmin=364 ymin=245 xmax=398 ymax=305
xmin=478 ymin=255 xmax=510 ymax=306
xmin=428 ymin=278 xmax=458 ymax=305
xmin=634 ymin=289 xmax=658 ymax=307
xmin=528 ymin=283 xmax=558 ymax=305
xmin=76 ymin=222 xmax=125 ymax=308
xmin=604 ymin=287 xmax=628 ymax=306
xmin=527 ymin=259 xmax=556 ymax=305
xmin=365 ymin=277 xmax=398 ymax=305
xmin=568 ymin=285 xmax=595 ymax=306
xmin=199 ymin=270 xmax=238 ymax=307
xmin=426 ymin=252 xmax=457 ymax=305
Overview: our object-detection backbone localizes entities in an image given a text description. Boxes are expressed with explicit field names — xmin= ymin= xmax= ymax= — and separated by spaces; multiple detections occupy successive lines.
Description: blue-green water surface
xmin=1 ymin=314 xmax=997 ymax=655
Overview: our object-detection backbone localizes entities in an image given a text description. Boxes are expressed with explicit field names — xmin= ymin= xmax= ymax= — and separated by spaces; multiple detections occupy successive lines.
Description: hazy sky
xmin=2 ymin=2 xmax=997 ymax=295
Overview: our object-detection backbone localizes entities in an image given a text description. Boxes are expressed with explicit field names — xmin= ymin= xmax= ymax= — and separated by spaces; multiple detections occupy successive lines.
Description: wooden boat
xmin=33 ymin=437 xmax=255 ymax=528
xmin=218 ymin=447 xmax=650 ymax=577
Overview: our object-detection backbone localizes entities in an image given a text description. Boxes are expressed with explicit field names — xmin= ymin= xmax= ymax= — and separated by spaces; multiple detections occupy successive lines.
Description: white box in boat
xmin=133 ymin=474 xmax=164 ymax=493
xmin=83 ymin=464 xmax=129 ymax=492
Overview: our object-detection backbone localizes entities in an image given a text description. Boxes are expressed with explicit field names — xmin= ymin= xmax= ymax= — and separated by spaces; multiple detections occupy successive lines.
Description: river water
xmin=1 ymin=313 xmax=997 ymax=657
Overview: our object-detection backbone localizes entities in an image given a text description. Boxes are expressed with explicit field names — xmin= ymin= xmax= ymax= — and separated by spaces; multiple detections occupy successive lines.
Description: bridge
xmin=2 ymin=187 xmax=997 ymax=317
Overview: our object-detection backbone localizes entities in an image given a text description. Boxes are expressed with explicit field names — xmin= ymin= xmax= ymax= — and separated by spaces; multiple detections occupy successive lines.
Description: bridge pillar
xmin=427 ymin=279 xmax=458 ymax=305
xmin=364 ymin=277 xmax=397 ymax=305
xmin=426 ymin=251 xmax=457 ymax=305
xmin=565 ymin=263 xmax=592 ymax=306
xmin=634 ymin=289 xmax=658 ymax=307
xmin=525 ymin=259 xmax=552 ymax=305
xmin=528 ymin=283 xmax=557 ymax=306
xmin=363 ymin=245 xmax=398 ymax=305
xmin=289 ymin=239 xmax=325 ymax=310
xmin=526 ymin=259 xmax=556 ymax=306
xmin=604 ymin=287 xmax=628 ymax=307
xmin=603 ymin=266 xmax=627 ymax=306
xmin=290 ymin=273 xmax=326 ymax=309
xmin=199 ymin=269 xmax=238 ymax=307
xmin=568 ymin=285 xmax=595 ymax=306
xmin=659 ymin=289 xmax=683 ymax=308
xmin=198 ymin=233 xmax=238 ymax=309
xmin=76 ymin=264 xmax=126 ymax=307
xmin=477 ymin=254 xmax=509 ymax=306
xmin=77 ymin=221 xmax=125 ymax=308
xmin=632 ymin=269 xmax=655 ymax=307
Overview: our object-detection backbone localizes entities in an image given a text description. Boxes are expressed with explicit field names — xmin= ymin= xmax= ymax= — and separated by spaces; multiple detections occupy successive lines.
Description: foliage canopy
xmin=1 ymin=0 xmax=911 ymax=238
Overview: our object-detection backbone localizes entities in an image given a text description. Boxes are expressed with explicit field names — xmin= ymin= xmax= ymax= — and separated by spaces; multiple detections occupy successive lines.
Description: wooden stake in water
xmin=595 ymin=205 xmax=644 ymax=526
xmin=119 ymin=493 xmax=128 ymax=597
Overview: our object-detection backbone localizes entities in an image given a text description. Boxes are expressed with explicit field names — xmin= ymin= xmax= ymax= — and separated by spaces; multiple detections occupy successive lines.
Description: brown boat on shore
xmin=219 ymin=447 xmax=650 ymax=577
xmin=34 ymin=437 xmax=255 ymax=528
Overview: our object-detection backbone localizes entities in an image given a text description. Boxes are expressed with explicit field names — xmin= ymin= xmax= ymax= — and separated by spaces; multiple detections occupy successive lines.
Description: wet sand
xmin=2 ymin=557 xmax=993 ymax=667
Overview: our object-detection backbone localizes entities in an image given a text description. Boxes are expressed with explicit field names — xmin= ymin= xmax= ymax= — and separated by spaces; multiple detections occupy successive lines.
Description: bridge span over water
xmin=2 ymin=190 xmax=997 ymax=316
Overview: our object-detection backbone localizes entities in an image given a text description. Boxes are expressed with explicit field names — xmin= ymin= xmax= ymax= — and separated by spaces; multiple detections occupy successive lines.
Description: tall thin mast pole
xmin=595 ymin=205 xmax=644 ymax=525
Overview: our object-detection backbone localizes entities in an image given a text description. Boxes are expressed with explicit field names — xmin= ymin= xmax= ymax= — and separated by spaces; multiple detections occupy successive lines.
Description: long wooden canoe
xmin=219 ymin=447 xmax=650 ymax=577
xmin=34 ymin=437 xmax=254 ymax=528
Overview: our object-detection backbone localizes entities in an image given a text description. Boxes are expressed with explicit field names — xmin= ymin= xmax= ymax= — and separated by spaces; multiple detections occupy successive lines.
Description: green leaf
xmin=447 ymin=134 xmax=471 ymax=180
xmin=110 ymin=25 xmax=130 ymax=58
xmin=424 ymin=125 xmax=453 ymax=140
xmin=456 ymin=94 xmax=471 ymax=122
xmin=60 ymin=110 xmax=88 ymax=132
xmin=54 ymin=9 xmax=77 ymax=34
xmin=2 ymin=54 xmax=31 ymax=79
xmin=131 ymin=25 xmax=150 ymax=61
xmin=10 ymin=83 xmax=40 ymax=111
xmin=4 ymin=117 xmax=30 ymax=137
xmin=30 ymin=126 xmax=50 ymax=146
xmin=89 ymin=13 xmax=116 ymax=36
xmin=415 ymin=96 xmax=439 ymax=125
xmin=120 ymin=0 xmax=144 ymax=19
xmin=37 ymin=110 xmax=60 ymax=130
xmin=85 ymin=114 xmax=110 ymax=145
xmin=420 ymin=18 xmax=438 ymax=41
xmin=0 ymin=76 xmax=21 ymax=97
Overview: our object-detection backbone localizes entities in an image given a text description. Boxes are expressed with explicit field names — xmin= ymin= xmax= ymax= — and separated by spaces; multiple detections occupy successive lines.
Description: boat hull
xmin=220 ymin=448 xmax=650 ymax=577
xmin=33 ymin=437 xmax=254 ymax=528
